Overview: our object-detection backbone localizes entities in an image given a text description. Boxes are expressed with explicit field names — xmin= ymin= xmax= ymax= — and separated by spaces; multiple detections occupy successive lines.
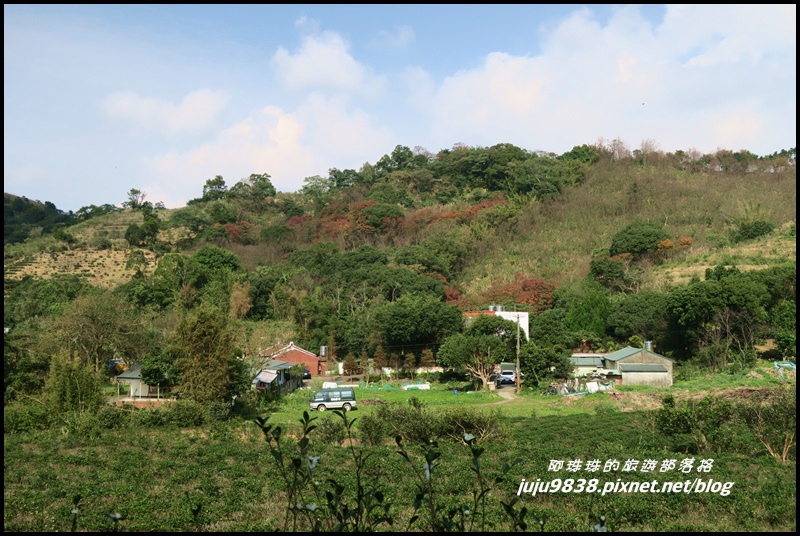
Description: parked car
xmin=309 ymin=387 xmax=357 ymax=411
xmin=303 ymin=369 xmax=312 ymax=380
xmin=500 ymin=370 xmax=516 ymax=384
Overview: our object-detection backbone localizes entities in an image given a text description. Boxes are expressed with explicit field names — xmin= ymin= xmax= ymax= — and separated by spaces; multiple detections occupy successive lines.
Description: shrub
xmin=45 ymin=353 xmax=105 ymax=415
xmin=656 ymin=395 xmax=736 ymax=453
xmin=374 ymin=400 xmax=442 ymax=445
xmin=3 ymin=400 xmax=52 ymax=434
xmin=205 ymin=400 xmax=232 ymax=422
xmin=94 ymin=405 xmax=130 ymax=429
xmin=732 ymin=219 xmax=775 ymax=242
xmin=164 ymin=399 xmax=205 ymax=427
xmin=91 ymin=236 xmax=113 ymax=250
xmin=439 ymin=407 xmax=503 ymax=443
xmin=609 ymin=222 xmax=671 ymax=257
xmin=130 ymin=407 xmax=167 ymax=427
xmin=74 ymin=411 xmax=103 ymax=439
xmin=705 ymin=232 xmax=730 ymax=249
xmin=316 ymin=414 xmax=346 ymax=446
xmin=357 ymin=413 xmax=390 ymax=446
xmin=734 ymin=385 xmax=796 ymax=463
xmin=589 ymin=257 xmax=628 ymax=290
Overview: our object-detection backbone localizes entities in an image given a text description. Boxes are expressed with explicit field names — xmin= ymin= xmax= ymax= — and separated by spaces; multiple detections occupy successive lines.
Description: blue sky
xmin=4 ymin=4 xmax=796 ymax=212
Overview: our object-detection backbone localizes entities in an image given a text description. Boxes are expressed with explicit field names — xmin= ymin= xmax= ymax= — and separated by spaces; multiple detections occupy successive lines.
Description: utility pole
xmin=515 ymin=313 xmax=521 ymax=394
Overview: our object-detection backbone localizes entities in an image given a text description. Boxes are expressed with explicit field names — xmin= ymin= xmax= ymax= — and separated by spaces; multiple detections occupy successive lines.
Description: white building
xmin=463 ymin=306 xmax=529 ymax=340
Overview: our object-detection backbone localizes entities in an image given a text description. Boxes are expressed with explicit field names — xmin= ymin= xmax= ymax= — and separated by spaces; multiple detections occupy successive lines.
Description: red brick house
xmin=260 ymin=342 xmax=328 ymax=377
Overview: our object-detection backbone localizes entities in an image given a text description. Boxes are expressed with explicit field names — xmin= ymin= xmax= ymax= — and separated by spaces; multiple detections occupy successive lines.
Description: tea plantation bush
xmin=4 ymin=399 xmax=53 ymax=433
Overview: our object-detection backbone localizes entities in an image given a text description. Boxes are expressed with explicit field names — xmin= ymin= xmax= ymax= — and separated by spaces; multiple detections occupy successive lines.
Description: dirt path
xmin=489 ymin=385 xmax=517 ymax=404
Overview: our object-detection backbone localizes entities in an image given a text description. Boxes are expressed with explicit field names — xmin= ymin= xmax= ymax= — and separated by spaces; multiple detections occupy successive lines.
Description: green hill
xmin=3 ymin=142 xmax=796 ymax=372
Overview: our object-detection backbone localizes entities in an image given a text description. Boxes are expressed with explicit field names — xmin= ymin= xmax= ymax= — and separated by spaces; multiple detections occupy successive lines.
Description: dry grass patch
xmin=6 ymin=248 xmax=157 ymax=288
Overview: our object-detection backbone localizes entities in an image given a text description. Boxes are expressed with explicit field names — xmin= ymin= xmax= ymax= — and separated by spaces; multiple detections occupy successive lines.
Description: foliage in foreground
xmin=4 ymin=383 xmax=797 ymax=532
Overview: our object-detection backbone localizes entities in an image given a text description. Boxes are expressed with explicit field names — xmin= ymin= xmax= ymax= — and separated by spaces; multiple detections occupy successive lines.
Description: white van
xmin=309 ymin=387 xmax=357 ymax=411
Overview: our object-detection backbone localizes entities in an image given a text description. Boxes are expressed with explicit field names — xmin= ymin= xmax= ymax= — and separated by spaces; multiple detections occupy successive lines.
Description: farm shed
xmin=251 ymin=359 xmax=301 ymax=395
xmin=115 ymin=362 xmax=155 ymax=398
xmin=260 ymin=341 xmax=327 ymax=377
xmin=569 ymin=354 xmax=606 ymax=376
xmin=604 ymin=346 xmax=675 ymax=387
xmin=618 ymin=363 xmax=672 ymax=388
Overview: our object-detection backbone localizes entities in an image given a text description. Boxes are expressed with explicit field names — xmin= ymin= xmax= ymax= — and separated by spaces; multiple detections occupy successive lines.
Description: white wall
xmin=494 ymin=311 xmax=530 ymax=340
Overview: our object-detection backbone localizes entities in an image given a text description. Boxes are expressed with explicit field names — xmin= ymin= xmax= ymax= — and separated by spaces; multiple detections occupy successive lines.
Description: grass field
xmin=4 ymin=363 xmax=796 ymax=532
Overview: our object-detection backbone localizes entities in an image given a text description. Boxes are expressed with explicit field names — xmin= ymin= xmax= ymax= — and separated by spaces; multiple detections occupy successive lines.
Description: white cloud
xmin=661 ymin=5 xmax=796 ymax=66
xmin=101 ymin=89 xmax=229 ymax=137
xmin=710 ymin=107 xmax=763 ymax=151
xmin=270 ymin=31 xmax=387 ymax=96
xmin=142 ymin=91 xmax=393 ymax=207
xmin=399 ymin=66 xmax=437 ymax=122
xmin=372 ymin=25 xmax=415 ymax=49
xmin=422 ymin=4 xmax=795 ymax=155
xmin=6 ymin=5 xmax=792 ymax=212
xmin=144 ymin=105 xmax=318 ymax=205
xmin=294 ymin=92 xmax=392 ymax=162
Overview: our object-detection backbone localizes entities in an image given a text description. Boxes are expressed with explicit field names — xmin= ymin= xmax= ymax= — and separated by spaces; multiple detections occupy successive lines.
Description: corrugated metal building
xmin=604 ymin=346 xmax=675 ymax=387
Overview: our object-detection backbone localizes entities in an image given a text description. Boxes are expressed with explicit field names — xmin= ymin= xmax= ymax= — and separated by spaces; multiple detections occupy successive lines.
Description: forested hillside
xmin=3 ymin=194 xmax=80 ymax=244
xmin=4 ymin=141 xmax=796 ymax=406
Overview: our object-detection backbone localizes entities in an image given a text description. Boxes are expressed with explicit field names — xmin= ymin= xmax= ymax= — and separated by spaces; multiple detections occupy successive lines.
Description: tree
xmin=53 ymin=290 xmax=148 ymax=373
xmin=140 ymin=206 xmax=162 ymax=246
xmin=343 ymin=353 xmax=359 ymax=375
xmin=140 ymin=348 xmax=181 ymax=394
xmin=373 ymin=345 xmax=388 ymax=379
xmin=376 ymin=294 xmax=463 ymax=355
xmin=607 ymin=290 xmax=670 ymax=344
xmin=4 ymin=325 xmax=48 ymax=404
xmin=418 ymin=348 xmax=436 ymax=373
xmin=394 ymin=245 xmax=450 ymax=278
xmin=202 ymin=176 xmax=228 ymax=202
xmin=530 ymin=308 xmax=571 ymax=348
xmin=352 ymin=202 xmax=404 ymax=235
xmin=300 ymin=175 xmax=334 ymax=209
xmin=192 ymin=244 xmax=241 ymax=273
xmin=437 ymin=333 xmax=510 ymax=390
xmin=518 ymin=342 xmax=573 ymax=388
xmin=125 ymin=223 xmax=146 ymax=247
xmin=122 ymin=188 xmax=147 ymax=210
xmin=168 ymin=205 xmax=211 ymax=238
xmin=564 ymin=284 xmax=612 ymax=339
xmin=609 ymin=222 xmax=671 ymax=258
xmin=227 ymin=173 xmax=277 ymax=212
xmin=206 ymin=202 xmax=236 ymax=225
xmin=248 ymin=172 xmax=277 ymax=198
xmin=466 ymin=314 xmax=522 ymax=342
xmin=589 ymin=257 xmax=629 ymax=291
xmin=52 ymin=227 xmax=77 ymax=250
xmin=4 ymin=274 xmax=88 ymax=324
xmin=45 ymin=350 xmax=104 ymax=414
xmin=374 ymin=145 xmax=423 ymax=177
xmin=173 ymin=305 xmax=238 ymax=405
xmin=666 ymin=273 xmax=771 ymax=362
